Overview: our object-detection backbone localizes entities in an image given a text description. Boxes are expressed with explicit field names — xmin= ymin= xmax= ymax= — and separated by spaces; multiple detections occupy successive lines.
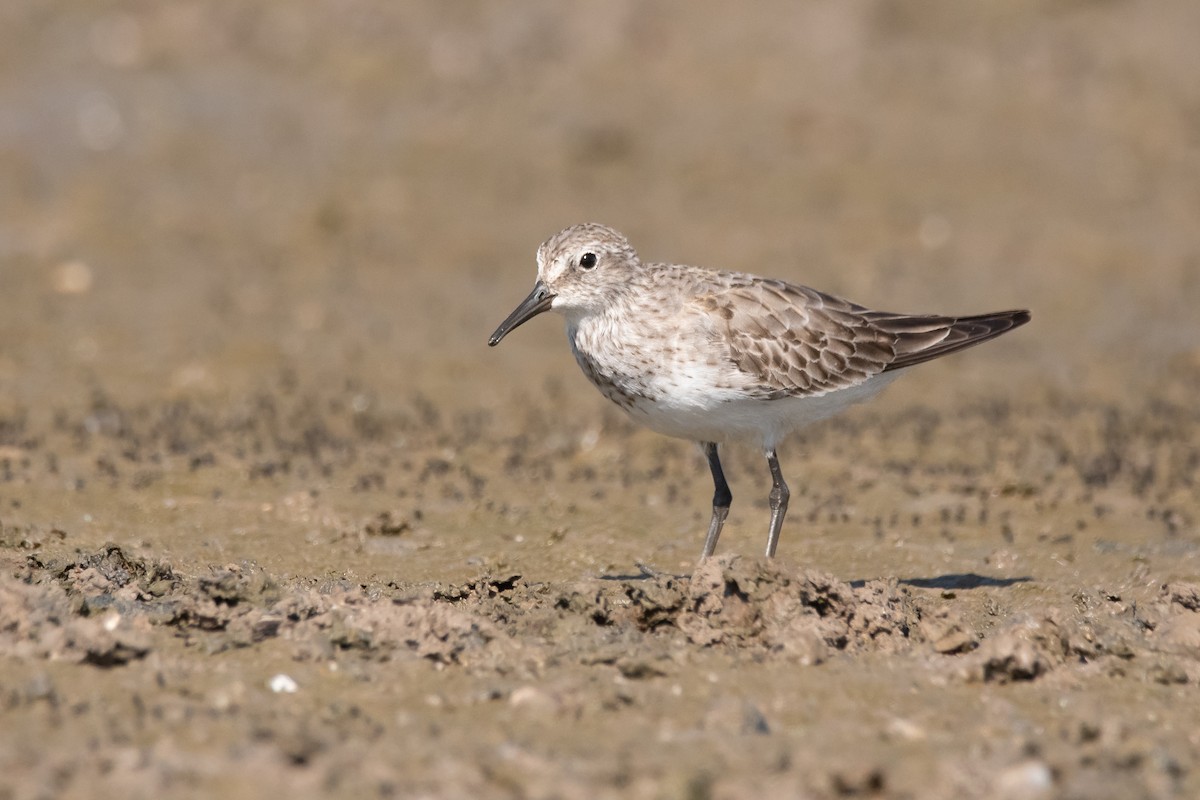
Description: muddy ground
xmin=2 ymin=3 xmax=1200 ymax=799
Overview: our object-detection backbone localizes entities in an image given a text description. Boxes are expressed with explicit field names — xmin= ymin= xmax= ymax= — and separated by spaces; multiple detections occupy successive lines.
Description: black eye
xmin=578 ymin=252 xmax=597 ymax=269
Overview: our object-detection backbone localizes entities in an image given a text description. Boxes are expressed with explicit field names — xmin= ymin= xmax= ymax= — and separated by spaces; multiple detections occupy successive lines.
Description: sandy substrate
xmin=2 ymin=3 xmax=1199 ymax=798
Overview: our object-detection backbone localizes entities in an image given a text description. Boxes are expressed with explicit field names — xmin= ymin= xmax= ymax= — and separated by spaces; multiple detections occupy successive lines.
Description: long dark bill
xmin=487 ymin=281 xmax=556 ymax=346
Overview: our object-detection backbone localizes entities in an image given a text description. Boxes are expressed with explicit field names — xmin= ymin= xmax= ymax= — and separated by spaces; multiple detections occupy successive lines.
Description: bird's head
xmin=488 ymin=223 xmax=640 ymax=346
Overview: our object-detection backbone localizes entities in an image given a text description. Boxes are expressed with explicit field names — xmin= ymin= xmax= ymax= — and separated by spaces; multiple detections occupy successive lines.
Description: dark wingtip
xmin=978 ymin=308 xmax=1031 ymax=337
xmin=881 ymin=308 xmax=1031 ymax=372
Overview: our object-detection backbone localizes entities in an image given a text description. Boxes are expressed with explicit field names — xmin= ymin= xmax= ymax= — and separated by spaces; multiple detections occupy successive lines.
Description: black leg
xmin=701 ymin=442 xmax=732 ymax=559
xmin=764 ymin=449 xmax=789 ymax=557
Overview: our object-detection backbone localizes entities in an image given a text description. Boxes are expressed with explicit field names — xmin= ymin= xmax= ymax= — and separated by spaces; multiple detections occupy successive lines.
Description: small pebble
xmin=268 ymin=674 xmax=299 ymax=694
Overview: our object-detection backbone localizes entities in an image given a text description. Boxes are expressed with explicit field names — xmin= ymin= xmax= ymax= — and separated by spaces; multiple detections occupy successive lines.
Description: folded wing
xmin=699 ymin=277 xmax=1029 ymax=399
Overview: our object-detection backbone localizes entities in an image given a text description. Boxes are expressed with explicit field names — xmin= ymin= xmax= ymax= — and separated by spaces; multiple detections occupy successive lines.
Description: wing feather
xmin=696 ymin=275 xmax=1030 ymax=398
xmin=701 ymin=278 xmax=895 ymax=399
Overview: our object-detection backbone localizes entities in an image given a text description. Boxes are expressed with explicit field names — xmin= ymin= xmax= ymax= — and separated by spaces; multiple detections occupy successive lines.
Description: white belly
xmin=621 ymin=371 xmax=901 ymax=450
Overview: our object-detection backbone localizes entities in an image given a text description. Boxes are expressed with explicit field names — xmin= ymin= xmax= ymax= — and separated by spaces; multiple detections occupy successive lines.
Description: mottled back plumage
xmin=704 ymin=278 xmax=1028 ymax=399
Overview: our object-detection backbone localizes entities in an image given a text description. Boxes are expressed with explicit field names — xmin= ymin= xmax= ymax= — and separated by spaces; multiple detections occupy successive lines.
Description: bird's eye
xmin=578 ymin=252 xmax=597 ymax=269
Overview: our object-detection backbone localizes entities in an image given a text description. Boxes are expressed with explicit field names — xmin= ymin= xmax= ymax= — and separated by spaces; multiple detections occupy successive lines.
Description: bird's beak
xmin=488 ymin=281 xmax=556 ymax=346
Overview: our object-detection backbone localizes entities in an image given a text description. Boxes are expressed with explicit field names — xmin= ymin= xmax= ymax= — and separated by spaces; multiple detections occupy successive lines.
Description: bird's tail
xmin=875 ymin=309 xmax=1031 ymax=372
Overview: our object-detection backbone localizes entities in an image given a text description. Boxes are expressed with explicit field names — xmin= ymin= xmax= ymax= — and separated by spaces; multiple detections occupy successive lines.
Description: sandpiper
xmin=489 ymin=223 xmax=1029 ymax=560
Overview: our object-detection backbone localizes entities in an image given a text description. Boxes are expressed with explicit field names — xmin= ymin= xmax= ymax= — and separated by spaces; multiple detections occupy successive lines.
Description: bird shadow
xmin=854 ymin=573 xmax=1033 ymax=590
xmin=598 ymin=568 xmax=1032 ymax=590
xmin=596 ymin=562 xmax=687 ymax=582
xmin=597 ymin=563 xmax=672 ymax=582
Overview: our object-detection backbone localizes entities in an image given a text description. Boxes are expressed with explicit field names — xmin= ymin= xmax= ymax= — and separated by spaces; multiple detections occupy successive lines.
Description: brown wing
xmin=700 ymin=278 xmax=896 ymax=399
xmin=700 ymin=276 xmax=1030 ymax=399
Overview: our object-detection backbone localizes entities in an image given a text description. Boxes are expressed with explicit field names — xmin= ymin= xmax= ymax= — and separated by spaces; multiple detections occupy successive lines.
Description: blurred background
xmin=1 ymin=1 xmax=1198 ymax=416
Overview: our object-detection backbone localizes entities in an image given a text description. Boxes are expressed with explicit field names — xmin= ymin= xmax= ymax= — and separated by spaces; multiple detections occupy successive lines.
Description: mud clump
xmin=307 ymin=594 xmax=500 ymax=666
xmin=626 ymin=556 xmax=920 ymax=661
xmin=964 ymin=612 xmax=1078 ymax=683
xmin=0 ymin=555 xmax=152 ymax=667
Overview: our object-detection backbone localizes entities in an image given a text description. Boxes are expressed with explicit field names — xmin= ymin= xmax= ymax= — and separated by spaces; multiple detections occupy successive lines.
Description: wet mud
xmin=3 ymin=383 xmax=1200 ymax=799
xmin=3 ymin=2 xmax=1200 ymax=798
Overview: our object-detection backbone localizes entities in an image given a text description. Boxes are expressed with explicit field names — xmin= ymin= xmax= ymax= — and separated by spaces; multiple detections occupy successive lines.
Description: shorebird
xmin=489 ymin=223 xmax=1029 ymax=559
